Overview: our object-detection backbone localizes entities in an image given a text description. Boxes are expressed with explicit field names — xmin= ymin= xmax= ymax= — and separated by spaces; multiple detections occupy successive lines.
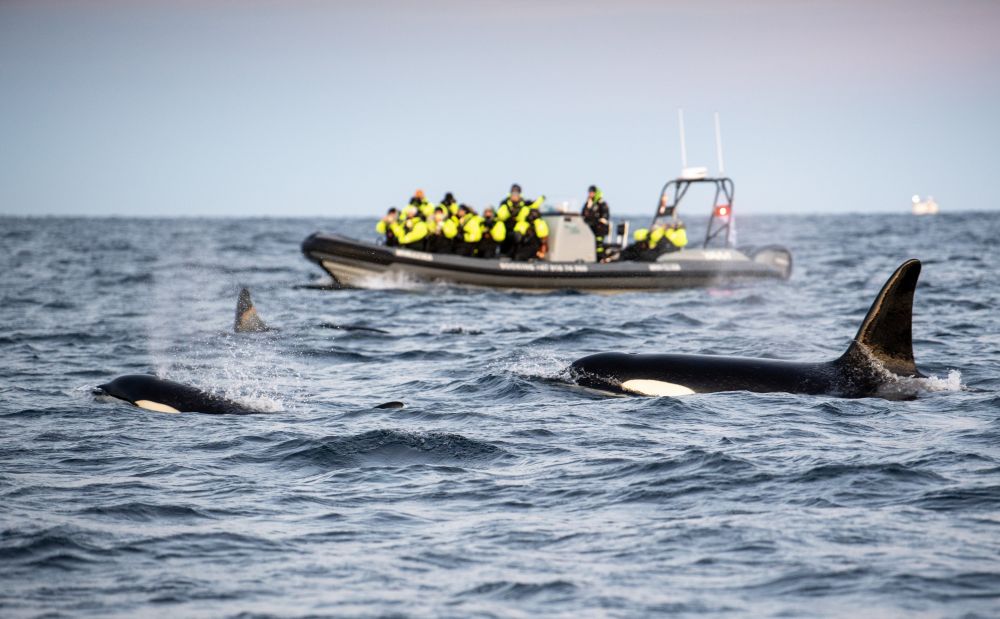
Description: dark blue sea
xmin=2 ymin=213 xmax=999 ymax=618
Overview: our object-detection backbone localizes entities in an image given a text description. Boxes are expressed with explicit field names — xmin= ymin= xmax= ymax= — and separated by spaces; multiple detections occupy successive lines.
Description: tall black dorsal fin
xmin=841 ymin=259 xmax=922 ymax=376
xmin=235 ymin=287 xmax=269 ymax=333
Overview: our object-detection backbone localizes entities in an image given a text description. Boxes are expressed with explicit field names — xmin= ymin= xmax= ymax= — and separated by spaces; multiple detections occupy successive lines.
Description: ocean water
xmin=1 ymin=213 xmax=999 ymax=618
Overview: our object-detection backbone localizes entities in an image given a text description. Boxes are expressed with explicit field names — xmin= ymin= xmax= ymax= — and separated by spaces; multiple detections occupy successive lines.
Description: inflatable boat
xmin=301 ymin=176 xmax=792 ymax=292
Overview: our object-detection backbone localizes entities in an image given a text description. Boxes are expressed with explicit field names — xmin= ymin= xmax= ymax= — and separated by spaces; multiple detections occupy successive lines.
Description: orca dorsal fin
xmin=235 ymin=287 xmax=269 ymax=333
xmin=840 ymin=259 xmax=922 ymax=377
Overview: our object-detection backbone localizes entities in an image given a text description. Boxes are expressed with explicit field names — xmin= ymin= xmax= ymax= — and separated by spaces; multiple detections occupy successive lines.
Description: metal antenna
xmin=714 ymin=111 xmax=725 ymax=175
xmin=678 ymin=108 xmax=688 ymax=169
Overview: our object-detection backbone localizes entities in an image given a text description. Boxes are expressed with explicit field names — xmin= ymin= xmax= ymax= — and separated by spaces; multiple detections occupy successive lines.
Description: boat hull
xmin=301 ymin=233 xmax=791 ymax=292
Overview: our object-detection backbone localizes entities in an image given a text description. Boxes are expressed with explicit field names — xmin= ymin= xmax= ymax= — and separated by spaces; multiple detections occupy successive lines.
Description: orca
xmin=570 ymin=259 xmax=929 ymax=399
xmin=94 ymin=374 xmax=406 ymax=413
xmin=95 ymin=374 xmax=257 ymax=414
xmin=235 ymin=287 xmax=270 ymax=333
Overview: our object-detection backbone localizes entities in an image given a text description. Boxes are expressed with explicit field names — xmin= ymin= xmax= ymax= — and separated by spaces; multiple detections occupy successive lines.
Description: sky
xmin=1 ymin=0 xmax=999 ymax=217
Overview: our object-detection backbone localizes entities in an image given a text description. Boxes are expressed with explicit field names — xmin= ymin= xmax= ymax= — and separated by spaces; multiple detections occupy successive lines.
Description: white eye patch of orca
xmin=621 ymin=379 xmax=696 ymax=397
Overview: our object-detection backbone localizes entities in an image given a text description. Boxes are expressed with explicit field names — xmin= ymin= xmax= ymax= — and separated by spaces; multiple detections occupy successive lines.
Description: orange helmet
xmin=414 ymin=189 xmax=425 ymax=199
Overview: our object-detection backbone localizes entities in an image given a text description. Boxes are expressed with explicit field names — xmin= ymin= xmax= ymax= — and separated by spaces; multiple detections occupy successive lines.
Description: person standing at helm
xmin=512 ymin=209 xmax=549 ymax=260
xmin=581 ymin=185 xmax=610 ymax=258
xmin=477 ymin=206 xmax=506 ymax=258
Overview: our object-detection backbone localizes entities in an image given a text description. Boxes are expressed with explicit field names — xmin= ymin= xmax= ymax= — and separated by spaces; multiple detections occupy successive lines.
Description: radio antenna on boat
xmin=678 ymin=108 xmax=688 ymax=169
xmin=714 ymin=111 xmax=725 ymax=175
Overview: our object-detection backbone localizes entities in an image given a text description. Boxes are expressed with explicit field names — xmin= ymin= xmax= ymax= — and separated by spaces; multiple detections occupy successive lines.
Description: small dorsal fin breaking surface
xmin=235 ymin=287 xmax=269 ymax=333
xmin=842 ymin=259 xmax=922 ymax=377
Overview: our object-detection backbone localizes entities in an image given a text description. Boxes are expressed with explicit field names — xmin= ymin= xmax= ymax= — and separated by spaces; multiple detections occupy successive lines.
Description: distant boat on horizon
xmin=912 ymin=194 xmax=939 ymax=216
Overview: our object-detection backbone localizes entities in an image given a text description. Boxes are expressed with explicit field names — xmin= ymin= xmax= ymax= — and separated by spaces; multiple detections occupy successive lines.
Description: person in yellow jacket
xmin=438 ymin=192 xmax=459 ymax=217
xmin=399 ymin=202 xmax=421 ymax=223
xmin=649 ymin=224 xmax=667 ymax=250
xmin=617 ymin=227 xmax=654 ymax=262
xmin=477 ymin=206 xmax=507 ymax=258
xmin=408 ymin=189 xmax=434 ymax=220
xmin=664 ymin=221 xmax=688 ymax=250
xmin=496 ymin=184 xmax=544 ymax=254
xmin=375 ymin=207 xmax=400 ymax=246
xmin=393 ymin=215 xmax=429 ymax=251
xmin=512 ymin=209 xmax=549 ymax=260
xmin=454 ymin=204 xmax=483 ymax=256
xmin=426 ymin=206 xmax=459 ymax=253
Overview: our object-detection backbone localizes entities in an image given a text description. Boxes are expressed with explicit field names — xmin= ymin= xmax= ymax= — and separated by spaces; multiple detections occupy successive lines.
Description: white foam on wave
xmin=918 ymin=369 xmax=964 ymax=393
xmin=358 ymin=271 xmax=429 ymax=291
xmin=497 ymin=349 xmax=572 ymax=381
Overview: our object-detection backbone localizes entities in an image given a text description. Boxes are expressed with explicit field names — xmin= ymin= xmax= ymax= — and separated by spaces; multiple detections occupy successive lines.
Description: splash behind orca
xmin=570 ymin=259 xmax=928 ymax=399
xmin=95 ymin=374 xmax=256 ymax=414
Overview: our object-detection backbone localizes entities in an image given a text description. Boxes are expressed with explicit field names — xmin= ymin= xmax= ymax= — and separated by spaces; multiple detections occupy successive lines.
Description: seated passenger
xmin=439 ymin=192 xmax=459 ymax=217
xmin=512 ymin=209 xmax=549 ymax=260
xmin=426 ymin=206 xmax=458 ymax=253
xmin=376 ymin=207 xmax=400 ymax=246
xmin=454 ymin=204 xmax=483 ymax=256
xmin=396 ymin=215 xmax=429 ymax=251
xmin=409 ymin=189 xmax=434 ymax=220
xmin=497 ymin=184 xmax=544 ymax=254
xmin=477 ymin=206 xmax=506 ymax=258
xmin=664 ymin=221 xmax=688 ymax=251
xmin=399 ymin=203 xmax=421 ymax=223
xmin=617 ymin=228 xmax=651 ymax=261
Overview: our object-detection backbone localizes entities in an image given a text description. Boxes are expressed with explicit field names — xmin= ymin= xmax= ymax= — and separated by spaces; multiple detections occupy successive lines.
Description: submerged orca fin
xmin=839 ymin=259 xmax=923 ymax=377
xmin=235 ymin=287 xmax=269 ymax=333
xmin=374 ymin=400 xmax=405 ymax=409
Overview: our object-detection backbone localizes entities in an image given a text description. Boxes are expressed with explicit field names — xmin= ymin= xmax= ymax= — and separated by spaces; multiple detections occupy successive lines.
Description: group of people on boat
xmin=376 ymin=184 xmax=551 ymax=260
xmin=375 ymin=183 xmax=688 ymax=262
xmin=613 ymin=221 xmax=688 ymax=262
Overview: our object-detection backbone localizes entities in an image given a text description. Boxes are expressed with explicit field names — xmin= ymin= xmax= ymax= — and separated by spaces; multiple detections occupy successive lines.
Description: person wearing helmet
xmin=581 ymin=185 xmax=610 ymax=258
xmin=512 ymin=209 xmax=550 ymax=260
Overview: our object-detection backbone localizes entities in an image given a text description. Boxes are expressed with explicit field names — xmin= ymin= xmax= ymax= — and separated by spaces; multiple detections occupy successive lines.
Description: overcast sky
xmin=1 ymin=0 xmax=998 ymax=217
